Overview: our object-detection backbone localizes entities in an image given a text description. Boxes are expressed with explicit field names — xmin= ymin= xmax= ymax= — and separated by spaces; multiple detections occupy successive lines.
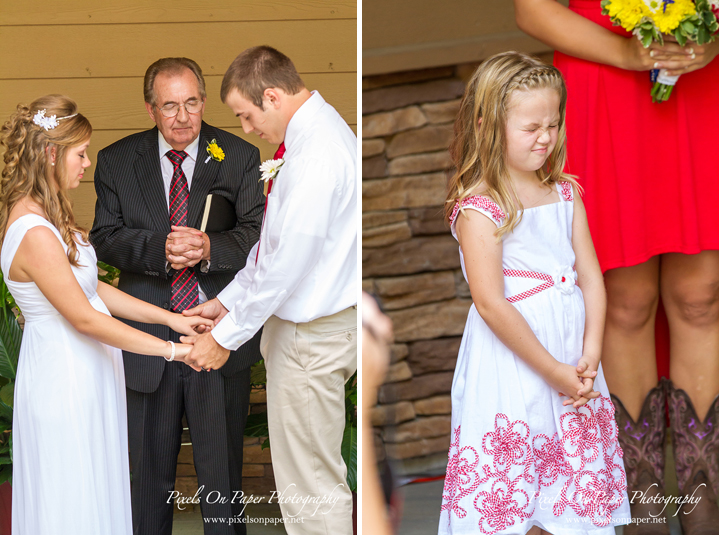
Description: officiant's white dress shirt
xmin=211 ymin=91 xmax=357 ymax=350
xmin=158 ymin=132 xmax=207 ymax=304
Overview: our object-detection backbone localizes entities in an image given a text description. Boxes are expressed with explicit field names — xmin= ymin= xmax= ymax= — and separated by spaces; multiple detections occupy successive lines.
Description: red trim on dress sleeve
xmin=450 ymin=196 xmax=506 ymax=227
xmin=559 ymin=181 xmax=573 ymax=202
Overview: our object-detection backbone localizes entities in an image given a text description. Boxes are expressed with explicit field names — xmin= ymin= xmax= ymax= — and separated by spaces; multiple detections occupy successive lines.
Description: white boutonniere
xmin=259 ymin=158 xmax=284 ymax=183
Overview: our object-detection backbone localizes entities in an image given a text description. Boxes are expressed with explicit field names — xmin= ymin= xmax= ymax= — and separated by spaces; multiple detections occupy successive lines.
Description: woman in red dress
xmin=514 ymin=1 xmax=719 ymax=534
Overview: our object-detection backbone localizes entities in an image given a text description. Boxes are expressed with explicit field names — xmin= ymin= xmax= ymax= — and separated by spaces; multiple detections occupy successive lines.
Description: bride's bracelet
xmin=165 ymin=341 xmax=175 ymax=362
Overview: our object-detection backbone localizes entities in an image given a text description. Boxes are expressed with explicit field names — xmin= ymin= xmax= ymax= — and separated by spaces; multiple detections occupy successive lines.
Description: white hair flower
xmin=32 ymin=109 xmax=78 ymax=131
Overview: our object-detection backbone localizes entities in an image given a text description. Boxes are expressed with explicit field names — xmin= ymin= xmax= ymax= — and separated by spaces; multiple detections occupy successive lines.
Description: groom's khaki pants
xmin=261 ymin=306 xmax=357 ymax=535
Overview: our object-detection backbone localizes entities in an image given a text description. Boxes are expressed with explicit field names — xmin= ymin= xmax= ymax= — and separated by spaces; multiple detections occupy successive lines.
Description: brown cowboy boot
xmin=611 ymin=381 xmax=670 ymax=535
xmin=667 ymin=380 xmax=719 ymax=535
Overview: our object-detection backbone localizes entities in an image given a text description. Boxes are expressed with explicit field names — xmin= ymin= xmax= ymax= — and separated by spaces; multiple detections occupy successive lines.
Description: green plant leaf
xmin=345 ymin=372 xmax=357 ymax=426
xmin=0 ymin=402 xmax=10 ymax=423
xmin=244 ymin=411 xmax=269 ymax=438
xmin=0 ymin=383 xmax=12 ymax=408
xmin=675 ymin=30 xmax=688 ymax=46
xmin=250 ymin=360 xmax=266 ymax=386
xmin=341 ymin=424 xmax=357 ymax=493
xmin=641 ymin=32 xmax=653 ymax=48
xmin=97 ymin=261 xmax=121 ymax=286
xmin=0 ymin=292 xmax=21 ymax=381
xmin=698 ymin=26 xmax=710 ymax=44
xmin=0 ymin=463 xmax=11 ymax=485
xmin=682 ymin=20 xmax=696 ymax=33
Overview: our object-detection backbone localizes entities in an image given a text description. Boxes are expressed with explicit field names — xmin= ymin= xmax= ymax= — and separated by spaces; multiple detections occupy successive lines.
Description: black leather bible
xmin=200 ymin=194 xmax=237 ymax=232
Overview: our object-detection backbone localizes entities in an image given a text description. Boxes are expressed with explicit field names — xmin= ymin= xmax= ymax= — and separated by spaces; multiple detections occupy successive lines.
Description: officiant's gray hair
xmin=144 ymin=57 xmax=207 ymax=106
xmin=220 ymin=46 xmax=305 ymax=109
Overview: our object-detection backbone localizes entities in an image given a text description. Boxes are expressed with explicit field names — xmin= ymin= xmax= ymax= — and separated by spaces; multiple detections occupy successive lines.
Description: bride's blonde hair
xmin=0 ymin=95 xmax=92 ymax=266
xmin=446 ymin=51 xmax=579 ymax=238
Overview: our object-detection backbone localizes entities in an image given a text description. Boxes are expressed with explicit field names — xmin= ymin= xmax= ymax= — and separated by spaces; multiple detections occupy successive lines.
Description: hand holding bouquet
xmin=601 ymin=0 xmax=719 ymax=101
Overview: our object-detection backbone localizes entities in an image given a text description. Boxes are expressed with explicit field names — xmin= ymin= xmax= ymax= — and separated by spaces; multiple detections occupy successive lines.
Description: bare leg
xmin=660 ymin=250 xmax=719 ymax=417
xmin=602 ymin=257 xmax=661 ymax=419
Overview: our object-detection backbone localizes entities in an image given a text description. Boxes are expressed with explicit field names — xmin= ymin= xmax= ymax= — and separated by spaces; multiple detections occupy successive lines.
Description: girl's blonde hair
xmin=446 ymin=51 xmax=578 ymax=238
xmin=0 ymin=95 xmax=92 ymax=266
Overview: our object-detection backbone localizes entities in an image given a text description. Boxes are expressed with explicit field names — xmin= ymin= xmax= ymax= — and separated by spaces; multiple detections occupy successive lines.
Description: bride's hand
xmin=172 ymin=343 xmax=202 ymax=372
xmin=167 ymin=312 xmax=214 ymax=336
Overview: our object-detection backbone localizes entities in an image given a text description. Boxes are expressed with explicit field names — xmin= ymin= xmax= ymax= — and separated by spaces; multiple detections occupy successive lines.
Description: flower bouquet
xmin=601 ymin=0 xmax=719 ymax=102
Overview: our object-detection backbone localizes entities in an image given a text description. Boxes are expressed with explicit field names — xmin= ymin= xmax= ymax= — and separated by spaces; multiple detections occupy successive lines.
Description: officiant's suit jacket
xmin=90 ymin=121 xmax=264 ymax=393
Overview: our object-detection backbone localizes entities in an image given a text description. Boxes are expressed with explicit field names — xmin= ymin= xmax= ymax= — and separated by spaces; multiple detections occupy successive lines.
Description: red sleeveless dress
xmin=554 ymin=0 xmax=719 ymax=273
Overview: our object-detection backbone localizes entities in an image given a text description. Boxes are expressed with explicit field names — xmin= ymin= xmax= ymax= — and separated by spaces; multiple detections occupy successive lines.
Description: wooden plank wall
xmin=0 ymin=0 xmax=357 ymax=228
xmin=363 ymin=0 xmax=553 ymax=75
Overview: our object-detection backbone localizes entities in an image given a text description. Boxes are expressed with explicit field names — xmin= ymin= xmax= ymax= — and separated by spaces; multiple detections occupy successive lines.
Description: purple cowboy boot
xmin=667 ymin=380 xmax=719 ymax=535
xmin=611 ymin=381 xmax=670 ymax=535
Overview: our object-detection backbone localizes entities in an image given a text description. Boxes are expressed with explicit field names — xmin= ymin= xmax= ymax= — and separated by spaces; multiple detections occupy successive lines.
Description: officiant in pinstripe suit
xmin=90 ymin=57 xmax=264 ymax=535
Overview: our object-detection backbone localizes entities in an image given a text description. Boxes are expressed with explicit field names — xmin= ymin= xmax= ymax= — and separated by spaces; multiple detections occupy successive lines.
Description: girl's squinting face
xmin=505 ymin=88 xmax=560 ymax=177
xmin=62 ymin=139 xmax=92 ymax=189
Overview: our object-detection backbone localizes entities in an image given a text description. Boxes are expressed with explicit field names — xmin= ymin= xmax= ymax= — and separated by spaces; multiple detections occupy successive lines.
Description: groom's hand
xmin=180 ymin=332 xmax=231 ymax=371
xmin=166 ymin=226 xmax=210 ymax=269
xmin=183 ymin=297 xmax=229 ymax=326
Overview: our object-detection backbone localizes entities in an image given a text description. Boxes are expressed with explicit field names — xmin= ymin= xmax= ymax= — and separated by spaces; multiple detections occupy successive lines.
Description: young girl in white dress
xmin=0 ymin=95 xmax=212 ymax=535
xmin=438 ymin=52 xmax=631 ymax=535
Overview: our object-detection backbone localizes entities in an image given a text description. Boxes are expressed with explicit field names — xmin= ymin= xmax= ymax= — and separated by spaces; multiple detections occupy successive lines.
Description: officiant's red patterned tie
xmin=166 ymin=150 xmax=199 ymax=312
xmin=255 ymin=142 xmax=286 ymax=263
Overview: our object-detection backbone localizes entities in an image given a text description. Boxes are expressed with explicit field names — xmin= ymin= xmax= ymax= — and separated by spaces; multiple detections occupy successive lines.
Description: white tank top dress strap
xmin=1 ymin=214 xmax=63 ymax=277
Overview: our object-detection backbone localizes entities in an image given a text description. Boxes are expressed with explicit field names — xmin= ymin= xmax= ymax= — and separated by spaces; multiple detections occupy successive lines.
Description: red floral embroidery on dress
xmin=474 ymin=478 xmax=533 ymax=534
xmin=532 ymin=433 xmax=573 ymax=488
xmin=559 ymin=181 xmax=573 ymax=201
xmin=559 ymin=406 xmax=601 ymax=466
xmin=480 ymin=414 xmax=535 ymax=485
xmin=450 ymin=196 xmax=506 ymax=228
xmin=554 ymin=397 xmax=627 ymax=525
xmin=440 ymin=395 xmax=626 ymax=534
xmin=442 ymin=427 xmax=481 ymax=522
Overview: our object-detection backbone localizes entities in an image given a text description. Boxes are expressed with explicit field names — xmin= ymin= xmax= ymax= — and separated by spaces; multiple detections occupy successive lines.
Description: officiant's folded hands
xmin=165 ymin=225 xmax=209 ymax=270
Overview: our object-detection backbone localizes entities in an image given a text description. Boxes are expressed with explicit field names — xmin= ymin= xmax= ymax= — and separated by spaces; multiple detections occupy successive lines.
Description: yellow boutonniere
xmin=205 ymin=139 xmax=225 ymax=163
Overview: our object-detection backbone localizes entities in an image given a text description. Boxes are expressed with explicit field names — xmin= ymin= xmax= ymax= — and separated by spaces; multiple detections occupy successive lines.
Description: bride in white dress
xmin=0 ymin=95 xmax=212 ymax=534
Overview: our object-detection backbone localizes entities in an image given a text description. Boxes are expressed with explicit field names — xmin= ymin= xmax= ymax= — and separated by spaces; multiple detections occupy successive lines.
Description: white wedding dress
xmin=1 ymin=214 xmax=131 ymax=534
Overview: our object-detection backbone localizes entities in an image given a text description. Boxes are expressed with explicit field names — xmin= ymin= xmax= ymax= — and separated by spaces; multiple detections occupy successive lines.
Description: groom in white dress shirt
xmin=181 ymin=46 xmax=357 ymax=534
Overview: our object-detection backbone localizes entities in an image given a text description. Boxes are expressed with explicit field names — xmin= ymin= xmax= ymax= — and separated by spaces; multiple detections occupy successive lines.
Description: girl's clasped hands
xmin=550 ymin=357 xmax=601 ymax=409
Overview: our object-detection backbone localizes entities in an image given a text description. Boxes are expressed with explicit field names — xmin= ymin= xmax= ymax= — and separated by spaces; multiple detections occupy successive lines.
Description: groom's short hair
xmin=144 ymin=57 xmax=207 ymax=106
xmin=220 ymin=46 xmax=305 ymax=109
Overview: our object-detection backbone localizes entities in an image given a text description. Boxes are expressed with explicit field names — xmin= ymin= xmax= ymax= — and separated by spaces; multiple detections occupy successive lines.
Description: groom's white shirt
xmin=211 ymin=91 xmax=357 ymax=350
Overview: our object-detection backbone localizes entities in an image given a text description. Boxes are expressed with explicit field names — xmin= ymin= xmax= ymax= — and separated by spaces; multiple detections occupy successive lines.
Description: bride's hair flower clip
xmin=32 ymin=109 xmax=79 ymax=131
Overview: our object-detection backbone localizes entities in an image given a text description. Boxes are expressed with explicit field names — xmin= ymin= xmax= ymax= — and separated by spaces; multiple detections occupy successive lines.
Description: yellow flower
xmin=645 ymin=0 xmax=696 ymax=33
xmin=206 ymin=139 xmax=225 ymax=162
xmin=605 ymin=0 xmax=648 ymax=31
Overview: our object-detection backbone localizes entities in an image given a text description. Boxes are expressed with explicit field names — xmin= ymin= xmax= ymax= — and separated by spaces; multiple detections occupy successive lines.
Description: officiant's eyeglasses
xmin=157 ymin=99 xmax=203 ymax=118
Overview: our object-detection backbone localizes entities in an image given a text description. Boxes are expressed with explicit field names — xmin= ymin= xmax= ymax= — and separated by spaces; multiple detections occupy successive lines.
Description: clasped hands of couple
xmin=164 ymin=224 xmax=232 ymax=373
